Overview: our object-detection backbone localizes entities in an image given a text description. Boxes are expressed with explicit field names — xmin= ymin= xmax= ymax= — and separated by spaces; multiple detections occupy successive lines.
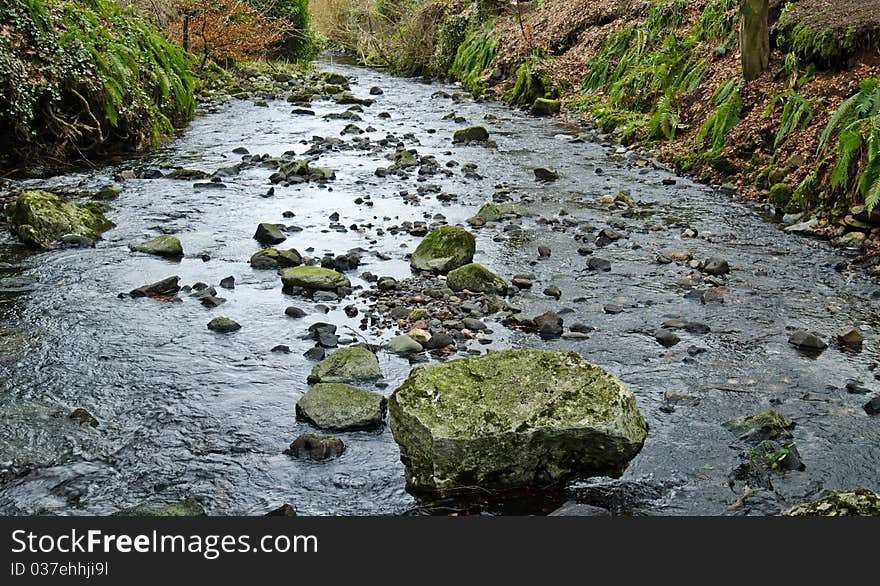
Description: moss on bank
xmin=0 ymin=0 xmax=196 ymax=170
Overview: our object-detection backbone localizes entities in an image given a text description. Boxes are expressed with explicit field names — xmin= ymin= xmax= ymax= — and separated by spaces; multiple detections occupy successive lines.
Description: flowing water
xmin=1 ymin=56 xmax=879 ymax=516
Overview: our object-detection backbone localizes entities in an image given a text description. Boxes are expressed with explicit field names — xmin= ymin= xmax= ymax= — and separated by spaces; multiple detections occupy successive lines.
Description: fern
xmin=696 ymin=80 xmax=742 ymax=154
xmin=764 ymin=90 xmax=814 ymax=148
xmin=450 ymin=22 xmax=497 ymax=95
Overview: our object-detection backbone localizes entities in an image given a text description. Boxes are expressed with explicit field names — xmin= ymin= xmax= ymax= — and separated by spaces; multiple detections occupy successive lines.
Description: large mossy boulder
xmin=785 ymin=490 xmax=880 ymax=516
xmin=250 ymin=247 xmax=302 ymax=269
xmin=307 ymin=346 xmax=382 ymax=384
xmin=389 ymin=349 xmax=648 ymax=496
xmin=530 ymin=98 xmax=561 ymax=116
xmin=296 ymin=383 xmax=387 ymax=431
xmin=6 ymin=190 xmax=113 ymax=248
xmin=446 ymin=263 xmax=507 ymax=294
xmin=410 ymin=226 xmax=476 ymax=274
xmin=130 ymin=235 xmax=183 ymax=258
xmin=282 ymin=266 xmax=350 ymax=291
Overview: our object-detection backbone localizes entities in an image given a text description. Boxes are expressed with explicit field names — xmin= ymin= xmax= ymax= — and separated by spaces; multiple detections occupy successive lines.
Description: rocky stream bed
xmin=0 ymin=55 xmax=878 ymax=516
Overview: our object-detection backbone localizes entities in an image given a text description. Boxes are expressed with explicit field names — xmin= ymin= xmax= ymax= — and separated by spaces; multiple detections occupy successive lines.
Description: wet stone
xmin=285 ymin=433 xmax=346 ymax=461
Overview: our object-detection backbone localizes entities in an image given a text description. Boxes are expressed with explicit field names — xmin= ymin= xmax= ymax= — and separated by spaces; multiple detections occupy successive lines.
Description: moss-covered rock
xmin=250 ymin=247 xmax=302 ymax=269
xmin=769 ymin=183 xmax=793 ymax=209
xmin=253 ymin=223 xmax=287 ymax=245
xmin=296 ymin=383 xmax=387 ymax=431
xmin=446 ymin=263 xmax=507 ymax=294
xmin=307 ymin=347 xmax=382 ymax=384
xmin=114 ymin=498 xmax=206 ymax=517
xmin=6 ymin=190 xmax=113 ymax=248
xmin=723 ymin=410 xmax=795 ymax=443
xmin=207 ymin=317 xmax=241 ymax=333
xmin=786 ymin=489 xmax=880 ymax=516
xmin=453 ymin=126 xmax=490 ymax=144
xmin=531 ymin=98 xmax=561 ymax=116
xmin=389 ymin=349 xmax=648 ymax=496
xmin=472 ymin=202 xmax=525 ymax=222
xmin=410 ymin=226 xmax=476 ymax=273
xmin=130 ymin=235 xmax=183 ymax=258
xmin=165 ymin=169 xmax=210 ymax=180
xmin=281 ymin=266 xmax=350 ymax=291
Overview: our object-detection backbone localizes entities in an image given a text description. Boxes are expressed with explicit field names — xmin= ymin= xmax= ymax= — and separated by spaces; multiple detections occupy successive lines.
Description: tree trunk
xmin=740 ymin=0 xmax=769 ymax=81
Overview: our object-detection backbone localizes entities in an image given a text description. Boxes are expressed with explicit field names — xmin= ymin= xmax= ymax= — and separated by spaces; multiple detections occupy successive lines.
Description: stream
xmin=1 ymin=55 xmax=879 ymax=516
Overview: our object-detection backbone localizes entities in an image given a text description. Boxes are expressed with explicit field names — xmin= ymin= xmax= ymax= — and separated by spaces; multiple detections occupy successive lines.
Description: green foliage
xmin=817 ymin=77 xmax=880 ymax=211
xmin=507 ymin=53 xmax=555 ymax=108
xmin=450 ymin=22 xmax=497 ymax=95
xmin=579 ymin=0 xmax=725 ymax=137
xmin=764 ymin=90 xmax=814 ymax=148
xmin=750 ymin=444 xmax=792 ymax=471
xmin=0 ymin=0 xmax=195 ymax=167
xmin=695 ymin=79 xmax=742 ymax=155
xmin=247 ymin=0 xmax=322 ymax=60
xmin=776 ymin=23 xmax=857 ymax=69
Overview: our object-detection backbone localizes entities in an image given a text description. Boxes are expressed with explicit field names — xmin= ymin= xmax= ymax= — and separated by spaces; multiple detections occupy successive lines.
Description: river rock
xmin=408 ymin=328 xmax=431 ymax=345
xmin=410 ymin=226 xmax=476 ymax=273
xmin=534 ymin=311 xmax=563 ymax=339
xmin=786 ymin=489 xmax=880 ymax=516
xmin=296 ymin=383 xmax=387 ymax=431
xmin=788 ymin=331 xmax=827 ymax=351
xmin=446 ymin=263 xmax=507 ymax=294
xmin=7 ymin=190 xmax=114 ymax=248
xmin=534 ymin=167 xmax=560 ymax=182
xmin=837 ymin=328 xmax=864 ymax=347
xmin=285 ymin=433 xmax=346 ymax=461
xmin=424 ymin=332 xmax=455 ymax=350
xmin=453 ymin=126 xmax=490 ymax=144
xmin=207 ymin=317 xmax=240 ymax=333
xmin=588 ymin=257 xmax=611 ymax=272
xmin=253 ymin=223 xmax=287 ymax=245
xmin=129 ymin=276 xmax=180 ymax=298
xmin=282 ymin=267 xmax=350 ymax=292
xmin=472 ymin=202 xmax=524 ymax=222
xmin=130 ymin=235 xmax=183 ymax=259
xmin=865 ymin=395 xmax=880 ymax=415
xmin=250 ymin=248 xmax=302 ymax=269
xmin=723 ymin=410 xmax=794 ymax=443
xmin=530 ymin=98 xmax=561 ymax=116
xmin=702 ymin=257 xmax=730 ymax=276
xmin=115 ymin=498 xmax=206 ymax=517
xmin=387 ymin=335 xmax=423 ymax=356
xmin=655 ymin=330 xmax=680 ymax=348
xmin=307 ymin=347 xmax=382 ymax=384
xmin=69 ymin=408 xmax=99 ymax=428
xmin=389 ymin=349 xmax=648 ymax=496
xmin=285 ymin=306 xmax=307 ymax=318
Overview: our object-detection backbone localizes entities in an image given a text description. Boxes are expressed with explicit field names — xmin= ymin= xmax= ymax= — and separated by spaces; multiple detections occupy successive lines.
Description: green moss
xmin=473 ymin=202 xmax=525 ymax=222
xmin=446 ymin=263 xmax=507 ymax=294
xmin=410 ymin=226 xmax=476 ymax=274
xmin=7 ymin=190 xmax=114 ymax=247
xmin=307 ymin=347 xmax=382 ymax=384
xmin=723 ymin=410 xmax=795 ymax=442
xmin=776 ymin=24 xmax=858 ymax=69
xmin=129 ymin=235 xmax=183 ymax=258
xmin=507 ymin=54 xmax=555 ymax=108
xmin=786 ymin=489 xmax=880 ymax=516
xmin=296 ymin=383 xmax=387 ymax=431
xmin=281 ymin=266 xmax=350 ymax=291
xmin=0 ymin=0 xmax=195 ymax=167
xmin=769 ymin=183 xmax=794 ymax=208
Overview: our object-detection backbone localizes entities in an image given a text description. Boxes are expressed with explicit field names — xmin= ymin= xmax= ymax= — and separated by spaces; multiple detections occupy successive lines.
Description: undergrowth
xmin=0 ymin=0 xmax=195 ymax=168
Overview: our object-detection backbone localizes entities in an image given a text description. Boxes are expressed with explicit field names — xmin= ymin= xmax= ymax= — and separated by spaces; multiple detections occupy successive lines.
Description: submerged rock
xmin=285 ymin=433 xmax=346 ymax=460
xmin=410 ymin=226 xmax=476 ymax=274
xmin=130 ymin=235 xmax=183 ymax=258
xmin=115 ymin=498 xmax=206 ymax=517
xmin=788 ymin=331 xmax=827 ymax=351
xmin=7 ymin=190 xmax=114 ymax=248
xmin=296 ymin=383 xmax=387 ymax=431
xmin=389 ymin=349 xmax=648 ymax=496
xmin=307 ymin=347 xmax=382 ymax=384
xmin=129 ymin=276 xmax=180 ymax=298
xmin=723 ymin=410 xmax=795 ymax=443
xmin=446 ymin=263 xmax=507 ymax=294
xmin=786 ymin=490 xmax=880 ymax=516
xmin=282 ymin=266 xmax=350 ymax=292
